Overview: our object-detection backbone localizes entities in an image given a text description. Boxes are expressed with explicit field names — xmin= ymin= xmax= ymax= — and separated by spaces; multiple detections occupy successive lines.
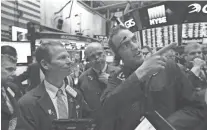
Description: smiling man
xmin=78 ymin=42 xmax=120 ymax=118
xmin=16 ymin=41 xmax=87 ymax=130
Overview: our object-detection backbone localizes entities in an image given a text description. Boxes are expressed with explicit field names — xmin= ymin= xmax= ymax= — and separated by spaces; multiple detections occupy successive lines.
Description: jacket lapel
xmin=1 ymin=97 xmax=11 ymax=116
xmin=1 ymin=87 xmax=17 ymax=116
xmin=35 ymin=82 xmax=57 ymax=121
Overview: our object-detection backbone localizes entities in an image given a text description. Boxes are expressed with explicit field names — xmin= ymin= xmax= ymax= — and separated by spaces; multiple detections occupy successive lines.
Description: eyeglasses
xmin=142 ymin=52 xmax=149 ymax=56
xmin=116 ymin=34 xmax=137 ymax=51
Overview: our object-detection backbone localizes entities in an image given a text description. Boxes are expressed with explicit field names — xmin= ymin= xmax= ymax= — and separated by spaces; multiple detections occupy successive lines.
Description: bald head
xmin=85 ymin=42 xmax=104 ymax=59
xmin=84 ymin=42 xmax=106 ymax=71
xmin=184 ymin=42 xmax=203 ymax=62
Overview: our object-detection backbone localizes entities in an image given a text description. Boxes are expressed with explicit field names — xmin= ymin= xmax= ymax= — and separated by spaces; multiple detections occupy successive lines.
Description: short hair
xmin=35 ymin=41 xmax=64 ymax=72
xmin=84 ymin=42 xmax=103 ymax=60
xmin=142 ymin=46 xmax=152 ymax=53
xmin=184 ymin=42 xmax=202 ymax=54
xmin=1 ymin=45 xmax=17 ymax=58
xmin=108 ymin=25 xmax=128 ymax=55
xmin=1 ymin=45 xmax=17 ymax=63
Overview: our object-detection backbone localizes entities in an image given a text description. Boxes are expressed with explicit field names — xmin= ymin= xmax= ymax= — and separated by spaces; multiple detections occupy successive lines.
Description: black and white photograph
xmin=1 ymin=0 xmax=207 ymax=130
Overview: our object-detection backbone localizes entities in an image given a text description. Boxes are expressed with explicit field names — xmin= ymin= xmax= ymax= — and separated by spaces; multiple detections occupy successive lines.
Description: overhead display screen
xmin=181 ymin=22 xmax=207 ymax=44
xmin=142 ymin=24 xmax=178 ymax=48
xmin=1 ymin=42 xmax=31 ymax=64
xmin=139 ymin=1 xmax=207 ymax=29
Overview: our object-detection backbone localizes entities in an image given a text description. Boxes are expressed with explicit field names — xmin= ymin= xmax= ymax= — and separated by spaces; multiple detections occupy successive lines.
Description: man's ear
xmin=40 ymin=60 xmax=49 ymax=70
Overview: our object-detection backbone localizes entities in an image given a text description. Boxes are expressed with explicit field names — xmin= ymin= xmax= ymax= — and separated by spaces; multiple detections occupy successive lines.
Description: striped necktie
xmin=56 ymin=89 xmax=68 ymax=119
xmin=2 ymin=87 xmax=13 ymax=114
xmin=2 ymin=87 xmax=17 ymax=130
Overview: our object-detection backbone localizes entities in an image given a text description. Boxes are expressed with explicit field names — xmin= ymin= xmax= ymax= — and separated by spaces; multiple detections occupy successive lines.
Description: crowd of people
xmin=1 ymin=25 xmax=207 ymax=130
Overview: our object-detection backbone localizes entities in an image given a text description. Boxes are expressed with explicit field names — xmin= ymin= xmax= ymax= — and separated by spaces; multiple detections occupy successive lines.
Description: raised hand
xmin=98 ymin=72 xmax=110 ymax=84
xmin=192 ymin=58 xmax=206 ymax=68
xmin=135 ymin=43 xmax=177 ymax=81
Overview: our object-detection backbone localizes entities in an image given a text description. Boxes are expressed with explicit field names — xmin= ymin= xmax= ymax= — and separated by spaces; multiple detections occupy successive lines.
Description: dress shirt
xmin=44 ymin=80 xmax=68 ymax=119
xmin=40 ymin=69 xmax=45 ymax=82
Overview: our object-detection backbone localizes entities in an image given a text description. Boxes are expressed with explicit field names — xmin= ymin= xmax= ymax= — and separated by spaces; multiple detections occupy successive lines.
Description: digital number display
xmin=142 ymin=24 xmax=178 ymax=48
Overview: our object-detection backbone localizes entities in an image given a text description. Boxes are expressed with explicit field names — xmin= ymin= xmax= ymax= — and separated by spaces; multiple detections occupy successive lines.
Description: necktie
xmin=56 ymin=89 xmax=68 ymax=119
xmin=2 ymin=87 xmax=13 ymax=114
xmin=2 ymin=87 xmax=17 ymax=130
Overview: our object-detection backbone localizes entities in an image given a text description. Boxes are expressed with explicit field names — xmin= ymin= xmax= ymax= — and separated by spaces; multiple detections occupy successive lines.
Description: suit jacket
xmin=17 ymin=63 xmax=41 ymax=92
xmin=78 ymin=64 xmax=120 ymax=117
xmin=1 ymin=86 xmax=20 ymax=130
xmin=16 ymin=82 xmax=86 ymax=130
xmin=97 ymin=60 xmax=200 ymax=130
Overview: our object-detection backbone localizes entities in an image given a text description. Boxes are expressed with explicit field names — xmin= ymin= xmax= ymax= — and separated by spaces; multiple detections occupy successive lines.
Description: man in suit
xmin=167 ymin=43 xmax=207 ymax=130
xmin=78 ymin=42 xmax=120 ymax=118
xmin=16 ymin=41 xmax=88 ymax=130
xmin=97 ymin=25 xmax=206 ymax=130
xmin=1 ymin=45 xmax=19 ymax=130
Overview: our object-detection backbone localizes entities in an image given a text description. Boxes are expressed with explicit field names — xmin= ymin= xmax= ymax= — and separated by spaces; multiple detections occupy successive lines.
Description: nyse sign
xmin=148 ymin=5 xmax=167 ymax=25
xmin=124 ymin=19 xmax=136 ymax=28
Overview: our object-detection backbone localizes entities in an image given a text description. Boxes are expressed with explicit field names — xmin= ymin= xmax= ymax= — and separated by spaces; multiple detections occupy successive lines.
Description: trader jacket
xmin=98 ymin=60 xmax=199 ymax=130
xmin=16 ymin=81 xmax=88 ymax=130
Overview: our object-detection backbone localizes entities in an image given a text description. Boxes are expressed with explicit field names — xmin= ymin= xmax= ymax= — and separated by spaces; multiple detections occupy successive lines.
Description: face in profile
xmin=113 ymin=30 xmax=144 ymax=69
xmin=1 ymin=56 xmax=16 ymax=84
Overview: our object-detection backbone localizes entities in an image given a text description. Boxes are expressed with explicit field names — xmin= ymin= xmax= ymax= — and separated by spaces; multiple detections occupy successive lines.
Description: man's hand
xmin=192 ymin=58 xmax=205 ymax=68
xmin=191 ymin=58 xmax=206 ymax=77
xmin=135 ymin=43 xmax=177 ymax=81
xmin=98 ymin=72 xmax=110 ymax=84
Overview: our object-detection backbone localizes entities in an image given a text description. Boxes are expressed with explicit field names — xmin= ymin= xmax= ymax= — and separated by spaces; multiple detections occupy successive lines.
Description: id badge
xmin=134 ymin=116 xmax=156 ymax=130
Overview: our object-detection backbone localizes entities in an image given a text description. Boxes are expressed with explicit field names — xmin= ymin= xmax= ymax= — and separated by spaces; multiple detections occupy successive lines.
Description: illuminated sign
xmin=188 ymin=3 xmax=207 ymax=13
xmin=142 ymin=24 xmax=178 ymax=48
xmin=124 ymin=19 xmax=136 ymax=28
xmin=147 ymin=5 xmax=167 ymax=25
xmin=181 ymin=22 xmax=207 ymax=44
xmin=12 ymin=26 xmax=28 ymax=41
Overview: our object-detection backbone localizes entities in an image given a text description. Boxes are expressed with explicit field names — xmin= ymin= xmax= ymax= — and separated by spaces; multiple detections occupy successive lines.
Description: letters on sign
xmin=124 ymin=19 xmax=136 ymax=28
xmin=188 ymin=3 xmax=207 ymax=13
xmin=147 ymin=5 xmax=167 ymax=25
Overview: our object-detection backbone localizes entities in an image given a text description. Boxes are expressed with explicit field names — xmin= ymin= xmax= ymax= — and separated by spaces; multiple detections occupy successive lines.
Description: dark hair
xmin=1 ymin=45 xmax=17 ymax=58
xmin=35 ymin=41 xmax=64 ymax=73
xmin=142 ymin=46 xmax=152 ymax=53
xmin=108 ymin=25 xmax=128 ymax=58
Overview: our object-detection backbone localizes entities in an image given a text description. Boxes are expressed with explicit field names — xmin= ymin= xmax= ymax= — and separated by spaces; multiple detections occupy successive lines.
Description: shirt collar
xmin=44 ymin=80 xmax=67 ymax=99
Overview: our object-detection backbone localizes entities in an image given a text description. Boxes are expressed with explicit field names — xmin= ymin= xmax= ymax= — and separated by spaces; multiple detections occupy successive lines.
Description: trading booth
xmin=120 ymin=1 xmax=207 ymax=54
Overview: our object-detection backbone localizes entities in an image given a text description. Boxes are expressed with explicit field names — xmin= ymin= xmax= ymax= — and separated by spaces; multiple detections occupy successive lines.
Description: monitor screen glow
xmin=1 ymin=42 xmax=31 ymax=64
